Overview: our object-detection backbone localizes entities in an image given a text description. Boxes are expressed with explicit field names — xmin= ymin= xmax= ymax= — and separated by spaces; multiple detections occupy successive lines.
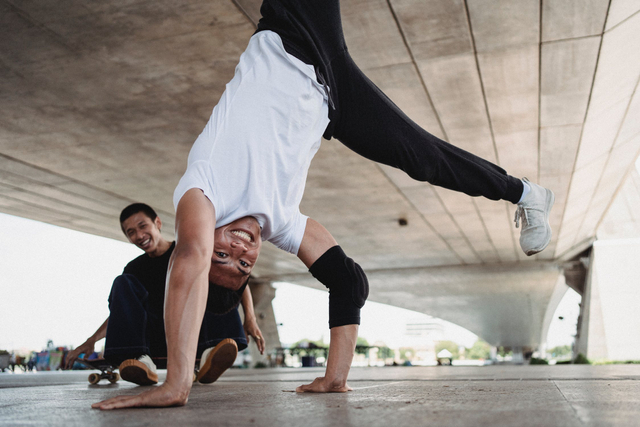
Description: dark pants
xmin=259 ymin=0 xmax=523 ymax=203
xmin=103 ymin=274 xmax=247 ymax=366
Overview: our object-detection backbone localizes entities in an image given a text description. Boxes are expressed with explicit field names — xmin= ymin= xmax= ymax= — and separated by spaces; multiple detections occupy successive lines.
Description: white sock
xmin=518 ymin=180 xmax=531 ymax=203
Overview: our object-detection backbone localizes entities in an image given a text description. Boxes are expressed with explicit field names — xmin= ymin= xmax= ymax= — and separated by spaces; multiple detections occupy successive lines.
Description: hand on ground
xmin=296 ymin=376 xmax=352 ymax=393
xmin=91 ymin=383 xmax=190 ymax=410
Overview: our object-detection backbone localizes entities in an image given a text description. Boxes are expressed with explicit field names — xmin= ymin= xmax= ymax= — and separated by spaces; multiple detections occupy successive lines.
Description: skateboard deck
xmin=77 ymin=358 xmax=119 ymax=384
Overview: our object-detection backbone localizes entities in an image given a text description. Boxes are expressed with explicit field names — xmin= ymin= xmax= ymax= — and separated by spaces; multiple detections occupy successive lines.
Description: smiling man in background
xmin=65 ymin=203 xmax=265 ymax=385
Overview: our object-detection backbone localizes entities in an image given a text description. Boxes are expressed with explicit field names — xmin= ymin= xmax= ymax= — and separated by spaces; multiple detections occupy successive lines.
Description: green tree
xmin=497 ymin=346 xmax=512 ymax=358
xmin=289 ymin=338 xmax=327 ymax=357
xmin=549 ymin=345 xmax=572 ymax=359
xmin=355 ymin=337 xmax=369 ymax=355
xmin=435 ymin=340 xmax=459 ymax=359
xmin=466 ymin=339 xmax=492 ymax=360
xmin=377 ymin=346 xmax=394 ymax=360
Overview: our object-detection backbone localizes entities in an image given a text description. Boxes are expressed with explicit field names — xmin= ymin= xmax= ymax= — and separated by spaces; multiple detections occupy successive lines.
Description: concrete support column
xmin=490 ymin=346 xmax=498 ymax=362
xmin=574 ymin=240 xmax=640 ymax=361
xmin=511 ymin=347 xmax=524 ymax=364
xmin=243 ymin=279 xmax=281 ymax=367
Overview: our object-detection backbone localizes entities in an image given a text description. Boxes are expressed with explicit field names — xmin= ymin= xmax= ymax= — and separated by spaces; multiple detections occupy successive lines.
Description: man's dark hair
xmin=206 ymin=278 xmax=250 ymax=314
xmin=120 ymin=203 xmax=158 ymax=228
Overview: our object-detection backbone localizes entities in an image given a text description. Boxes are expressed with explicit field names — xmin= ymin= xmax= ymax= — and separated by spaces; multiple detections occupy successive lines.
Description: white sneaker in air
xmin=514 ymin=179 xmax=555 ymax=256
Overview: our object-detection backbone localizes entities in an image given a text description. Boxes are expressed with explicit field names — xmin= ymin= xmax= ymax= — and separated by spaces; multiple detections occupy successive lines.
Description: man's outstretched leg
xmin=258 ymin=0 xmax=554 ymax=256
xmin=331 ymin=54 xmax=554 ymax=256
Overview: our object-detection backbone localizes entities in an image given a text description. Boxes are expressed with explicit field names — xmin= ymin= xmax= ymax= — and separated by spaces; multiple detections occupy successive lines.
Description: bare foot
xmin=296 ymin=376 xmax=352 ymax=393
xmin=92 ymin=382 xmax=190 ymax=410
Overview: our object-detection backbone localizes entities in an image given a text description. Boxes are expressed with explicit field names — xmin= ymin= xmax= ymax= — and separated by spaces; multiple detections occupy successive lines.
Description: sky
xmin=0 ymin=212 xmax=579 ymax=354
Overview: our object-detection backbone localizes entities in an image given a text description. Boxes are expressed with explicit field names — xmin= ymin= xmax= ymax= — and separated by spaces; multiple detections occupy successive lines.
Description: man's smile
xmin=230 ymin=229 xmax=253 ymax=243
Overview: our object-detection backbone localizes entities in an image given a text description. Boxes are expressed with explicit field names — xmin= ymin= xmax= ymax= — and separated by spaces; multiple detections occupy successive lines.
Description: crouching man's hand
xmin=65 ymin=341 xmax=95 ymax=369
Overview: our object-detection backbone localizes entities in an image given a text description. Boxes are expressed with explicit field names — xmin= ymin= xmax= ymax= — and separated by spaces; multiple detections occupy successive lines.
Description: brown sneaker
xmin=197 ymin=339 xmax=238 ymax=384
xmin=118 ymin=355 xmax=158 ymax=385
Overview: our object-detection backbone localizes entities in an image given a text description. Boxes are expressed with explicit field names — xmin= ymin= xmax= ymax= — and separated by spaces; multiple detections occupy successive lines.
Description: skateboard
xmin=77 ymin=358 xmax=119 ymax=384
xmin=77 ymin=357 xmax=198 ymax=384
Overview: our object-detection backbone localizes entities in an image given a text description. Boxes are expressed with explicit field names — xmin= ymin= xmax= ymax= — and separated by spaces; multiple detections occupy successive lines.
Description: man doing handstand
xmin=94 ymin=0 xmax=553 ymax=409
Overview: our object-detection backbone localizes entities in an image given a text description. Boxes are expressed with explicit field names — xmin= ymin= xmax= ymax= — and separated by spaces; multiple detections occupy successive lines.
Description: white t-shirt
xmin=173 ymin=31 xmax=330 ymax=255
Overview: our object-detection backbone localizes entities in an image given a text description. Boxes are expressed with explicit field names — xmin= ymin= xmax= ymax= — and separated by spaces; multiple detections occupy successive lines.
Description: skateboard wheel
xmin=88 ymin=373 xmax=100 ymax=384
xmin=109 ymin=373 xmax=120 ymax=384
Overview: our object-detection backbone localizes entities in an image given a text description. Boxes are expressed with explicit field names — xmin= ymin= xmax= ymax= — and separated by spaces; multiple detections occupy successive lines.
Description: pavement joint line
xmin=2 ymin=377 xmax=639 ymax=390
xmin=350 ymin=381 xmax=404 ymax=390
xmin=217 ymin=377 xmax=640 ymax=382
xmin=553 ymin=380 xmax=587 ymax=426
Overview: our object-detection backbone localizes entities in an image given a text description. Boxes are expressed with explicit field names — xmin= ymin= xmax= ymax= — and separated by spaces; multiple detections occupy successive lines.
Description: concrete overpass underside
xmin=1 ymin=0 xmax=640 ymax=349
xmin=277 ymin=262 xmax=562 ymax=349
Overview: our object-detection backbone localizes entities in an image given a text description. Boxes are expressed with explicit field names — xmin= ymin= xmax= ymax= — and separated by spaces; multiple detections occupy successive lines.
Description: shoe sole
xmin=525 ymin=188 xmax=555 ymax=256
xmin=118 ymin=359 xmax=158 ymax=386
xmin=197 ymin=338 xmax=238 ymax=384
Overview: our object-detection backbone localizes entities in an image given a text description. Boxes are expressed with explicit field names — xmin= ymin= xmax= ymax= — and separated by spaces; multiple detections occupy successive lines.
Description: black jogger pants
xmin=258 ymin=0 xmax=523 ymax=204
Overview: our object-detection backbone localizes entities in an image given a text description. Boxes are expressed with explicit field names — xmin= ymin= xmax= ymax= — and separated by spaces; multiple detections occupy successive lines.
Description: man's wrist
xmin=318 ymin=375 xmax=348 ymax=392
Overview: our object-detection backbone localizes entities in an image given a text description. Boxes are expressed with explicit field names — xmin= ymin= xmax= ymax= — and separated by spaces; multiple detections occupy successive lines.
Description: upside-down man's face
xmin=209 ymin=216 xmax=262 ymax=291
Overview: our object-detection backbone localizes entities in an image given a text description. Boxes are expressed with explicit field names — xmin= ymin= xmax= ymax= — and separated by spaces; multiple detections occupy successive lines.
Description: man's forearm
xmin=240 ymin=286 xmax=256 ymax=322
xmin=90 ymin=318 xmax=109 ymax=343
xmin=296 ymin=324 xmax=357 ymax=392
xmin=164 ymin=249 xmax=210 ymax=390
xmin=325 ymin=324 xmax=358 ymax=386
xmin=297 ymin=218 xmax=360 ymax=391
xmin=81 ymin=317 xmax=109 ymax=348
xmin=163 ymin=188 xmax=216 ymax=392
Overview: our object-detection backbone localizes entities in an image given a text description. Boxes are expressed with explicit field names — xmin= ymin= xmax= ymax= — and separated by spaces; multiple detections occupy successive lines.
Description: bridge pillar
xmin=574 ymin=239 xmax=640 ymax=361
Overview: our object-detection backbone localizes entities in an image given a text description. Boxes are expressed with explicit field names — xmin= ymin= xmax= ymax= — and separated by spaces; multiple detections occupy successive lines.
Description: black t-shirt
xmin=123 ymin=242 xmax=175 ymax=316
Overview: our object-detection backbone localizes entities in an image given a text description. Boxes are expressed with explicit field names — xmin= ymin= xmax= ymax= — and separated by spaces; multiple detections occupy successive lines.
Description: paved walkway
xmin=1 ymin=365 xmax=639 ymax=426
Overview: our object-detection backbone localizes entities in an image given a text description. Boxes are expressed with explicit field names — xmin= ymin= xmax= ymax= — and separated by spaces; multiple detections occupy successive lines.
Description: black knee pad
xmin=308 ymin=245 xmax=369 ymax=328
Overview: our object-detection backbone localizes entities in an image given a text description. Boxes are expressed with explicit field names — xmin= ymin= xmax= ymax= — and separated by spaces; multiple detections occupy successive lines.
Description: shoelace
xmin=515 ymin=204 xmax=547 ymax=228
xmin=514 ymin=205 xmax=528 ymax=228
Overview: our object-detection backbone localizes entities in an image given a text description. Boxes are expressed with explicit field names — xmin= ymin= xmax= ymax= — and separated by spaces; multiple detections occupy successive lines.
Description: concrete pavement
xmin=1 ymin=365 xmax=639 ymax=426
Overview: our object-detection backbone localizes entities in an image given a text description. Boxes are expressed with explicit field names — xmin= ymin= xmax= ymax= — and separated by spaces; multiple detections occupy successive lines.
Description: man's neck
xmin=147 ymin=239 xmax=172 ymax=258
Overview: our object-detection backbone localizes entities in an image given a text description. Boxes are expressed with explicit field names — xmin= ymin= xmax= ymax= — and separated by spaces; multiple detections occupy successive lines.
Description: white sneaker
xmin=514 ymin=179 xmax=555 ymax=256
xmin=197 ymin=339 xmax=237 ymax=384
xmin=118 ymin=355 xmax=158 ymax=385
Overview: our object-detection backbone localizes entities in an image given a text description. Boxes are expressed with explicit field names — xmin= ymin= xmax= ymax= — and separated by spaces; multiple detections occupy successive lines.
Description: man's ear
xmin=154 ymin=216 xmax=163 ymax=232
